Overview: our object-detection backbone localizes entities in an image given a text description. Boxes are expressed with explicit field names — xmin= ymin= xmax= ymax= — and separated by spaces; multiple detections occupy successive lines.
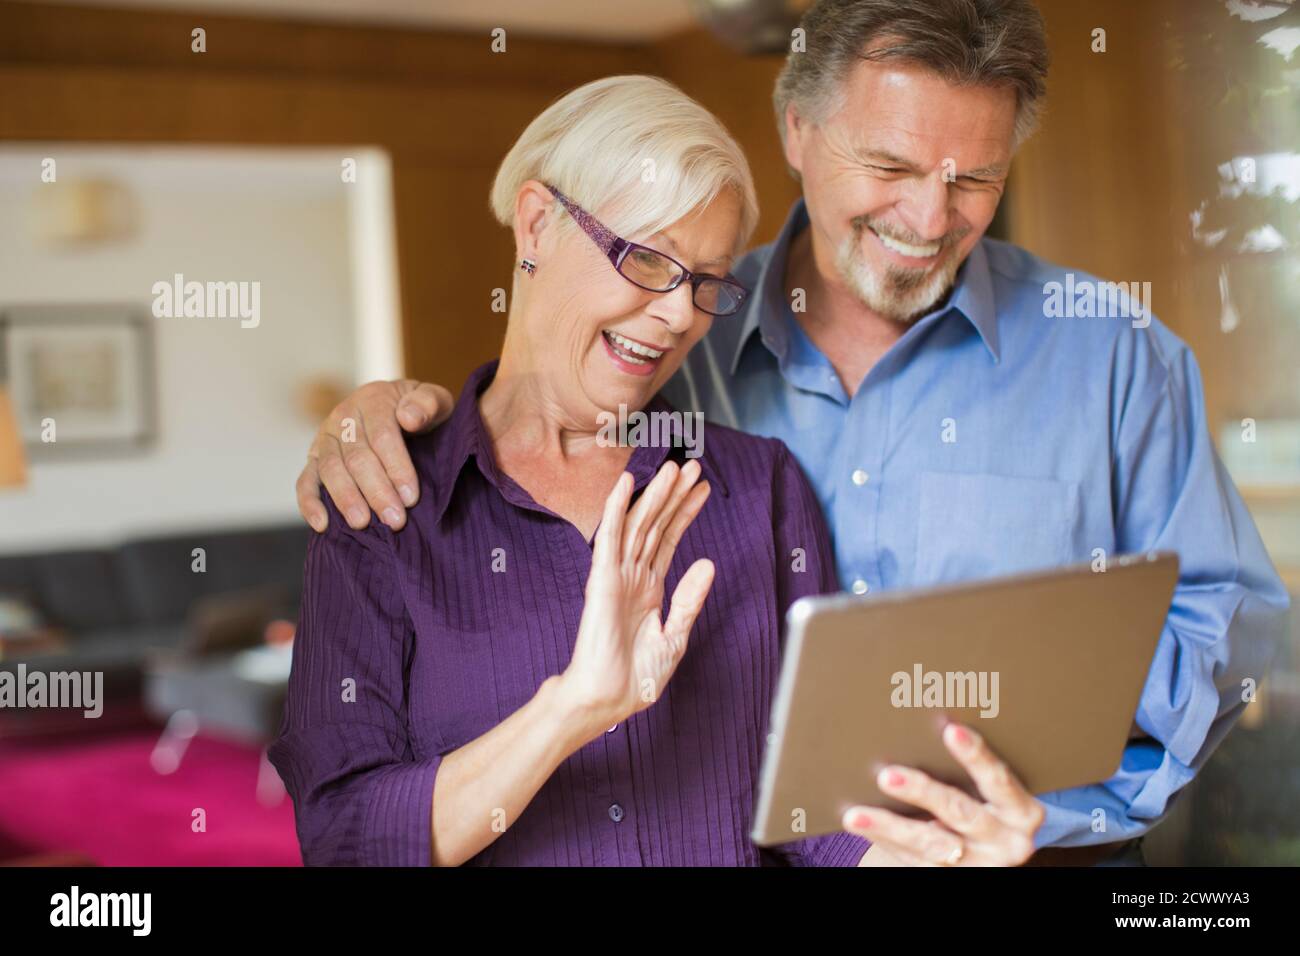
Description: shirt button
xmin=852 ymin=579 xmax=870 ymax=595
xmin=608 ymin=803 xmax=625 ymax=823
xmin=851 ymin=469 xmax=869 ymax=486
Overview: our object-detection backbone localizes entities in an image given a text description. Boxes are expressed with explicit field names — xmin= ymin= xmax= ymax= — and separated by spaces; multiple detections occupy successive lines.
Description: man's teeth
xmin=604 ymin=330 xmax=664 ymax=363
xmin=873 ymin=230 xmax=941 ymax=258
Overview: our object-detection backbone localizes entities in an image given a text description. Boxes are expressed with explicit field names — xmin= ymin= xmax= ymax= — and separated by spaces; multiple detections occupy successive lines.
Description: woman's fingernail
xmin=879 ymin=768 xmax=906 ymax=789
xmin=949 ymin=723 xmax=972 ymax=748
xmin=851 ymin=811 xmax=873 ymax=829
xmin=383 ymin=507 xmax=402 ymax=527
xmin=348 ymin=508 xmax=369 ymax=527
xmin=399 ymin=484 xmax=417 ymax=506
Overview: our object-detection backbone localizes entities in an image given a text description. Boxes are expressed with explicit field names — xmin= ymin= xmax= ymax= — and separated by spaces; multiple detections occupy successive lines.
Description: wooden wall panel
xmin=0 ymin=4 xmax=809 ymax=386
xmin=1005 ymin=0 xmax=1180 ymax=307
xmin=391 ymin=158 xmax=515 ymax=386
xmin=651 ymin=28 xmax=802 ymax=247
xmin=0 ymin=1 xmax=644 ymax=86
xmin=0 ymin=0 xmax=655 ymax=386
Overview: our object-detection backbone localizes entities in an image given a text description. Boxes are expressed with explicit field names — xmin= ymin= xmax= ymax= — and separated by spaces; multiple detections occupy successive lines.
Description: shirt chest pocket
xmin=914 ymin=471 xmax=1083 ymax=585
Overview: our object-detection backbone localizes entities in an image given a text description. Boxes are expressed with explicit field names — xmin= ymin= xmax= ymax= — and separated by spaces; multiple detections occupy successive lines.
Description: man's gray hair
xmin=774 ymin=0 xmax=1050 ymax=149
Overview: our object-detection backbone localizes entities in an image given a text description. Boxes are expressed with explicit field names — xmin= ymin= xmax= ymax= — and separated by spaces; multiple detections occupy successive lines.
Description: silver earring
xmin=520 ymin=258 xmax=537 ymax=275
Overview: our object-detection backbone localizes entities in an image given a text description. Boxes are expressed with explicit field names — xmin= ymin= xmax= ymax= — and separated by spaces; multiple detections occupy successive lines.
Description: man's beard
xmin=834 ymin=216 xmax=970 ymax=324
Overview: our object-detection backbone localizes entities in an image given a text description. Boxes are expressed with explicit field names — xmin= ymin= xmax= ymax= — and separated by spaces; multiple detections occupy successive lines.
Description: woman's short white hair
xmin=490 ymin=75 xmax=759 ymax=259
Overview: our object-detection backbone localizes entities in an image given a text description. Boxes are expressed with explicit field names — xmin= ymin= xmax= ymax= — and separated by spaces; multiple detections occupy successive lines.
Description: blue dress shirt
xmin=663 ymin=198 xmax=1291 ymax=848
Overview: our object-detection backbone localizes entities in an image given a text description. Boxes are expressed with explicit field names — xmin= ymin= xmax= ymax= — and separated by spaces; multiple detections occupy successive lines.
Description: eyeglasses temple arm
xmin=545 ymin=185 xmax=619 ymax=256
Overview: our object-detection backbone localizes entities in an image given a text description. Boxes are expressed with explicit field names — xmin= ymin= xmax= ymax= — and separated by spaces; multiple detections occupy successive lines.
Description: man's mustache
xmin=850 ymin=215 xmax=971 ymax=251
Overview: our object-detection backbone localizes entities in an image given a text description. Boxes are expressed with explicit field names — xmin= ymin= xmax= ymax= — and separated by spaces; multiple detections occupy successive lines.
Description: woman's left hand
xmin=846 ymin=722 xmax=1045 ymax=866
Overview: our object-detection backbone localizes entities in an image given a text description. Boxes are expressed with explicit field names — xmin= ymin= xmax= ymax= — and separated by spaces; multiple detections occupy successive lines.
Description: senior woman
xmin=268 ymin=75 xmax=868 ymax=866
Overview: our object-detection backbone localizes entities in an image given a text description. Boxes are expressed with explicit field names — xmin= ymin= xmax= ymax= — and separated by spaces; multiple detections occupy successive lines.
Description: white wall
xmin=0 ymin=146 xmax=369 ymax=553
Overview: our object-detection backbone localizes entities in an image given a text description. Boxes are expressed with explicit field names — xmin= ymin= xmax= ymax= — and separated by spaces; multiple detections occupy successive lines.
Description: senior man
xmin=295 ymin=0 xmax=1290 ymax=866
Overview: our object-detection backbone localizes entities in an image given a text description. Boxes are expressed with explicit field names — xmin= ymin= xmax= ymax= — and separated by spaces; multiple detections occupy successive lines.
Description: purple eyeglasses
xmin=546 ymin=184 xmax=749 ymax=317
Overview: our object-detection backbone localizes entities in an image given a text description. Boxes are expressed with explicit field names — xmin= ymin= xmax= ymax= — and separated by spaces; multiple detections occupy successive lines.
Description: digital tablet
xmin=750 ymin=552 xmax=1179 ymax=847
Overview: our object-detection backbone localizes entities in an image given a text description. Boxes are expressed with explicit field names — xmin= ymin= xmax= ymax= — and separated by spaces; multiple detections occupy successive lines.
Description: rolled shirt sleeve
xmin=268 ymin=492 xmax=443 ymax=866
xmin=765 ymin=441 xmax=872 ymax=866
xmin=1035 ymin=329 xmax=1291 ymax=847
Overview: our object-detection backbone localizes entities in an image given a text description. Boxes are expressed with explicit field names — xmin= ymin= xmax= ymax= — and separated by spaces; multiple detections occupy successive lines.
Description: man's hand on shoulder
xmin=296 ymin=379 xmax=454 ymax=533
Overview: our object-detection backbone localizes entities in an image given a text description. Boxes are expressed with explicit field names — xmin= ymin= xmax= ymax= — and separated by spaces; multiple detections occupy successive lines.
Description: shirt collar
xmin=729 ymin=198 xmax=1001 ymax=374
xmin=948 ymin=239 xmax=1000 ymax=362
xmin=425 ymin=360 xmax=498 ymax=527
xmin=729 ymin=199 xmax=807 ymax=376
xmin=427 ymin=360 xmax=730 ymax=527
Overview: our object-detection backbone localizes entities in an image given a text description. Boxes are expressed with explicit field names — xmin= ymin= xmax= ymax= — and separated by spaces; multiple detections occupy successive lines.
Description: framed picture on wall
xmin=0 ymin=305 xmax=155 ymax=455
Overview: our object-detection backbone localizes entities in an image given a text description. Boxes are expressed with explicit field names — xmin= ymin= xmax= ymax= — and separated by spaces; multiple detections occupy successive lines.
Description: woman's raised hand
xmin=560 ymin=460 xmax=714 ymax=733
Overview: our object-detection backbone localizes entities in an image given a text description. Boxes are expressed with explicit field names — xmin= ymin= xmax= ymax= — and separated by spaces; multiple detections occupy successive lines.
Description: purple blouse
xmin=269 ymin=360 xmax=870 ymax=866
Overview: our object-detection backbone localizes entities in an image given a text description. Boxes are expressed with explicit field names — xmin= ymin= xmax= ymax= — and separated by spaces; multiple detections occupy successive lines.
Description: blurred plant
xmin=1166 ymin=0 xmax=1299 ymax=258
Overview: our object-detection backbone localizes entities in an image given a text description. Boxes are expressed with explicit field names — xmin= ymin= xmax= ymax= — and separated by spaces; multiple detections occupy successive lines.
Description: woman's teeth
xmin=872 ymin=229 xmax=941 ymax=258
xmin=604 ymin=330 xmax=664 ymax=364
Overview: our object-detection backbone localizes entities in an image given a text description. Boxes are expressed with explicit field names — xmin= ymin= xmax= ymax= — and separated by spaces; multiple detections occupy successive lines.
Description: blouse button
xmin=608 ymin=803 xmax=625 ymax=823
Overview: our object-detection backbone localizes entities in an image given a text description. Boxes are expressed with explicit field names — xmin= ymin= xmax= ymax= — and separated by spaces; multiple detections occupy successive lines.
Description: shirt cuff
xmin=803 ymin=832 xmax=872 ymax=867
xmin=360 ymin=755 xmax=444 ymax=866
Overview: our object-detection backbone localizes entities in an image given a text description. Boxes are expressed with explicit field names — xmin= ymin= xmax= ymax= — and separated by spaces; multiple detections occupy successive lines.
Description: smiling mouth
xmin=602 ymin=329 xmax=669 ymax=366
xmin=868 ymin=225 xmax=943 ymax=260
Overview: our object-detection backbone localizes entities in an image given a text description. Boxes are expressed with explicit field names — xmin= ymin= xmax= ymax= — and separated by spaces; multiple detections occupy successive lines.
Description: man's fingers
xmin=663 ymin=558 xmax=715 ymax=644
xmin=315 ymin=440 xmax=372 ymax=530
xmin=651 ymin=481 xmax=710 ymax=579
xmin=359 ymin=408 xmax=421 ymax=510
xmin=299 ymin=378 xmax=452 ymax=534
xmin=841 ymin=806 xmax=962 ymax=866
xmin=639 ymin=460 xmax=701 ymax=565
xmin=334 ymin=426 xmax=409 ymax=530
xmin=295 ymin=455 xmax=329 ymax=533
xmin=396 ymin=382 xmax=454 ymax=435
xmin=873 ymin=764 xmax=998 ymax=841
xmin=943 ymin=723 xmax=1044 ymax=832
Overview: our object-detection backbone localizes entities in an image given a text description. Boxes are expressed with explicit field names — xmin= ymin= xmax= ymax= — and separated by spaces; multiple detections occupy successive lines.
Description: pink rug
xmin=0 ymin=729 xmax=302 ymax=866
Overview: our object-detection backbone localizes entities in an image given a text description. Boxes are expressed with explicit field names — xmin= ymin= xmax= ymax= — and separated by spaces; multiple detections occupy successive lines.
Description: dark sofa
xmin=0 ymin=524 xmax=309 ymax=703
